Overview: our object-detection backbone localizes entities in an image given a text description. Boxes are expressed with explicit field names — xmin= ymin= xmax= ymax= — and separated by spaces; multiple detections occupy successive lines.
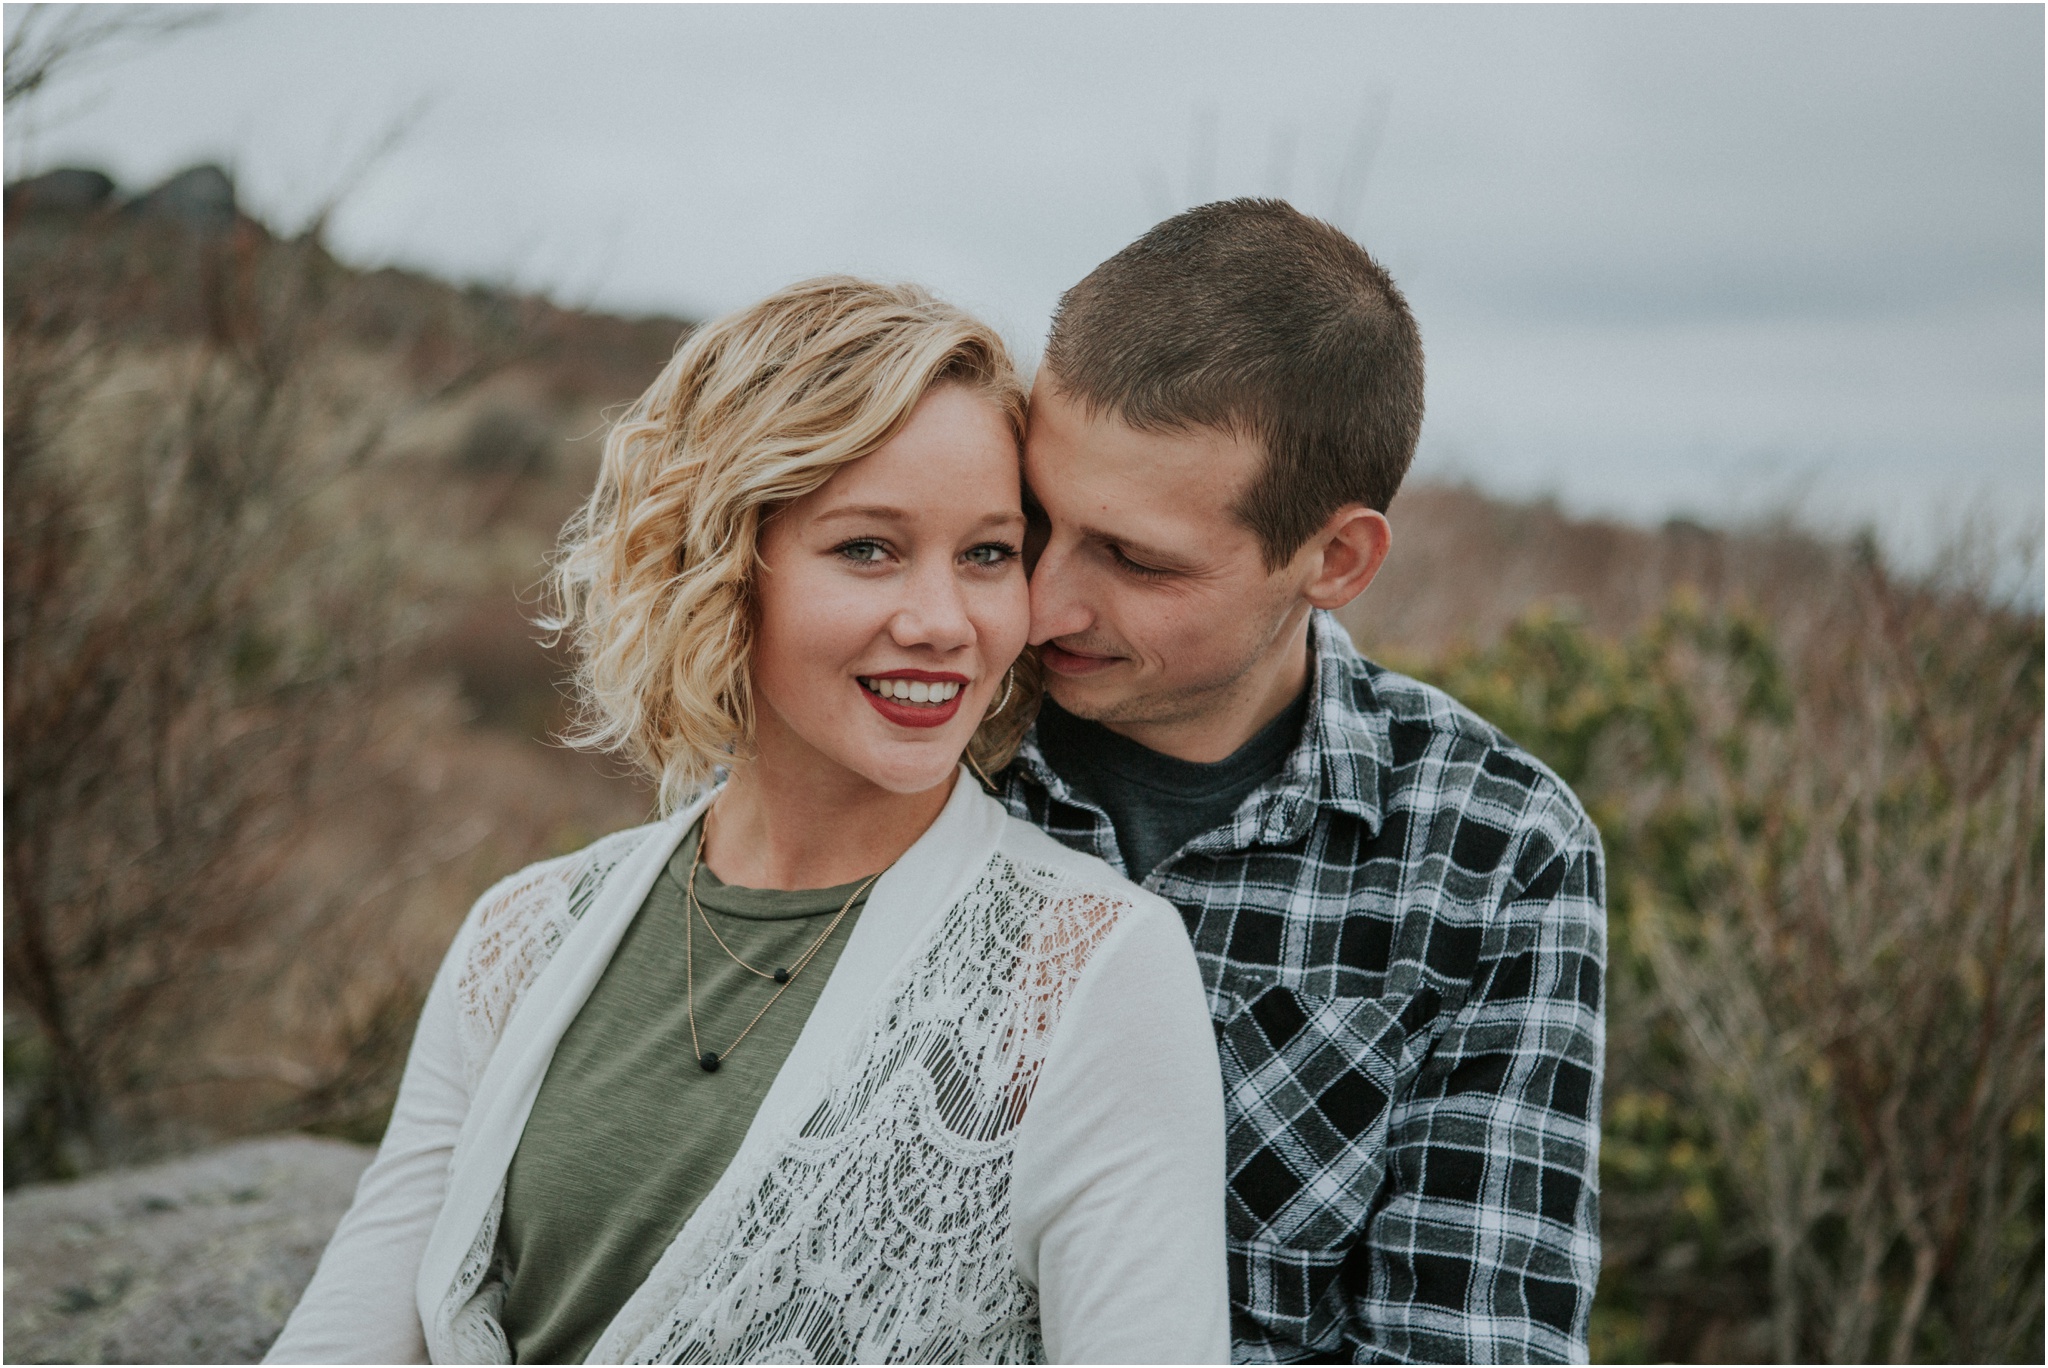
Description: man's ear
xmin=1300 ymin=504 xmax=1392 ymax=611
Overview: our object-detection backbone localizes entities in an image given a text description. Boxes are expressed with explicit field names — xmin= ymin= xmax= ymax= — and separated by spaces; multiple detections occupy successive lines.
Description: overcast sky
xmin=7 ymin=3 xmax=2042 ymax=571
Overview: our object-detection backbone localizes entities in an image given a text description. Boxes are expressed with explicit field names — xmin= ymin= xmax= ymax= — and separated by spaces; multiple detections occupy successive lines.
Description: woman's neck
xmin=703 ymin=749 xmax=955 ymax=891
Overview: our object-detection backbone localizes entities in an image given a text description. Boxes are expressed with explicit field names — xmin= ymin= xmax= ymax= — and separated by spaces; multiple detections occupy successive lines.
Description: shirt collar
xmin=1011 ymin=610 xmax=1388 ymax=848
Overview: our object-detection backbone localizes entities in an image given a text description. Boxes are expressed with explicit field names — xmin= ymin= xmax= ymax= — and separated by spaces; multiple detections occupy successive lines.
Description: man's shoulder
xmin=1325 ymin=646 xmax=1597 ymax=861
xmin=996 ymin=805 xmax=1127 ymax=887
xmin=993 ymin=808 xmax=1188 ymax=938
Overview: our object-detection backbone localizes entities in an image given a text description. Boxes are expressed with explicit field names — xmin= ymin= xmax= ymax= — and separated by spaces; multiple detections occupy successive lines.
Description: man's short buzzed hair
xmin=1042 ymin=198 xmax=1424 ymax=567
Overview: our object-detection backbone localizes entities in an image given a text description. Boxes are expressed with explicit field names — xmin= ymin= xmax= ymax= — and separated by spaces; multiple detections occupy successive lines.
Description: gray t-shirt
xmin=1034 ymin=687 xmax=1310 ymax=883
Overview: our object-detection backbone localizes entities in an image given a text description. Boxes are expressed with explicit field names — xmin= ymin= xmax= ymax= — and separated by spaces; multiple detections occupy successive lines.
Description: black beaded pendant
xmin=698 ymin=1051 xmax=721 ymax=1073
xmin=773 ymin=967 xmax=791 ymax=984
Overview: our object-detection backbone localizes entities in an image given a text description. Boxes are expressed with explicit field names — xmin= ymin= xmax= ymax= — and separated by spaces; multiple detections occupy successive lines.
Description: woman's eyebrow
xmin=812 ymin=505 xmax=1025 ymax=529
xmin=812 ymin=504 xmax=911 ymax=524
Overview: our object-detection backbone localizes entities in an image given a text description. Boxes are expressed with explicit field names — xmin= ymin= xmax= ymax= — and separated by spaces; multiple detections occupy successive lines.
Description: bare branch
xmin=4 ymin=2 xmax=222 ymax=112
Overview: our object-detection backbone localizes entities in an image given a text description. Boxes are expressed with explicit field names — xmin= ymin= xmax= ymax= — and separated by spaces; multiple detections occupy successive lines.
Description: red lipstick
xmin=859 ymin=669 xmax=970 ymax=729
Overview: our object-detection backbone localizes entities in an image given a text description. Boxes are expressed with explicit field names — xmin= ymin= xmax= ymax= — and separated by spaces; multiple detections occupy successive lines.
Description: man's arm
xmin=1346 ymin=799 xmax=1606 ymax=1363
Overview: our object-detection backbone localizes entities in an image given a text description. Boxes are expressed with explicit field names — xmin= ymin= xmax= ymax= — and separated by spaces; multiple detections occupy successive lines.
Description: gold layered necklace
xmin=684 ymin=820 xmax=880 ymax=1074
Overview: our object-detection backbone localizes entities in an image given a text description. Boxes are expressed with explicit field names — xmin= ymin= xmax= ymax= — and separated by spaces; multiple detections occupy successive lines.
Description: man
xmin=1004 ymin=199 xmax=1605 ymax=1363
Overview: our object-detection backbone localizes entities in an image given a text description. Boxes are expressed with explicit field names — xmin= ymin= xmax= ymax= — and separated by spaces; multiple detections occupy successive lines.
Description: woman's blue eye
xmin=966 ymin=542 xmax=1019 ymax=567
xmin=837 ymin=539 xmax=888 ymax=563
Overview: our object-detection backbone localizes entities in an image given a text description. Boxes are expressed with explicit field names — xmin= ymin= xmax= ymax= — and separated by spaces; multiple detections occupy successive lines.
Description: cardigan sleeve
xmin=264 ymin=926 xmax=474 ymax=1364
xmin=1011 ymin=894 xmax=1231 ymax=1365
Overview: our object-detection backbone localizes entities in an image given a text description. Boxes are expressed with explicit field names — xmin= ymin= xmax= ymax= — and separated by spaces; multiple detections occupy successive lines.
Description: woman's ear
xmin=1300 ymin=505 xmax=1392 ymax=611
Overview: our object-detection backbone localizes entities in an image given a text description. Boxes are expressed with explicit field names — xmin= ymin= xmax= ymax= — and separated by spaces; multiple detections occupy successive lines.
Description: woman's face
xmin=750 ymin=382 xmax=1029 ymax=796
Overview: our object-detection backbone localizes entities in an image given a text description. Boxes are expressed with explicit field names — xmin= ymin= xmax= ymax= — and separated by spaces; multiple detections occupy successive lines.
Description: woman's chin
xmin=842 ymin=744 xmax=970 ymax=798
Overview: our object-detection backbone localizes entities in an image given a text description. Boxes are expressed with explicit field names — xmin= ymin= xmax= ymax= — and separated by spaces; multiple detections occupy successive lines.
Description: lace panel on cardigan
xmin=451 ymin=825 xmax=657 ymax=1087
xmin=610 ymin=850 xmax=1125 ymax=1365
xmin=438 ymin=1187 xmax=510 ymax=1364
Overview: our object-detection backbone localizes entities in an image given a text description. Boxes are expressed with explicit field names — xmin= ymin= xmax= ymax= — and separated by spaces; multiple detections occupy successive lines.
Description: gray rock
xmin=3 ymin=1135 xmax=372 ymax=1365
xmin=128 ymin=165 xmax=238 ymax=233
xmin=5 ymin=168 xmax=117 ymax=216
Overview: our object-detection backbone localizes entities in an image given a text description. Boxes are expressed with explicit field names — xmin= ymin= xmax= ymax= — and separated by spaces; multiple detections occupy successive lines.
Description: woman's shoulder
xmin=465 ymin=817 xmax=676 ymax=925
xmin=983 ymin=813 xmax=1212 ymax=1089
xmin=444 ymin=816 xmax=680 ymax=1067
xmin=452 ymin=814 xmax=679 ymax=962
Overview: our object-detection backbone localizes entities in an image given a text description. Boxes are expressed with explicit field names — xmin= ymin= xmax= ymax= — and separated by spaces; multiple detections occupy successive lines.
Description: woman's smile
xmin=858 ymin=670 xmax=969 ymax=728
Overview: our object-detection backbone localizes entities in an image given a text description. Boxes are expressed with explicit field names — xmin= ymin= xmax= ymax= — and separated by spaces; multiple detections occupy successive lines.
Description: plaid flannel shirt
xmin=1001 ymin=612 xmax=1605 ymax=1364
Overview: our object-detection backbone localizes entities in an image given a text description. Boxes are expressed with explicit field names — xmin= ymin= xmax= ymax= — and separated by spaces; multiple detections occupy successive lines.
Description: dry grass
xmin=1342 ymin=482 xmax=1853 ymax=659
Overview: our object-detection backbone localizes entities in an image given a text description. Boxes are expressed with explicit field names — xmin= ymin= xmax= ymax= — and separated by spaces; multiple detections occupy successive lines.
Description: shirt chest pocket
xmin=1216 ymin=984 xmax=1412 ymax=1250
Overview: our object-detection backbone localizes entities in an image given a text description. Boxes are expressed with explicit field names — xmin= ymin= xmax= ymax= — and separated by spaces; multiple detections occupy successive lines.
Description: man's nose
xmin=1026 ymin=537 xmax=1091 ymax=646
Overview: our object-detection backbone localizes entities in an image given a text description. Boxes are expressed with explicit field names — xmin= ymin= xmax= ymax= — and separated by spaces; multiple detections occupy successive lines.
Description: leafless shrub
xmin=1 ymin=212 xmax=526 ymax=1181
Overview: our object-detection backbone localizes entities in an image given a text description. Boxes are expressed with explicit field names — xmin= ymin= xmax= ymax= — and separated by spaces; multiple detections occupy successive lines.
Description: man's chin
xmin=1041 ymin=671 xmax=1113 ymax=720
xmin=1043 ymin=670 xmax=1154 ymax=726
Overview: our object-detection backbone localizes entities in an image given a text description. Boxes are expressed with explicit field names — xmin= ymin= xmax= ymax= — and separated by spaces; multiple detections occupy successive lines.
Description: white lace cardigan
xmin=266 ymin=772 xmax=1229 ymax=1364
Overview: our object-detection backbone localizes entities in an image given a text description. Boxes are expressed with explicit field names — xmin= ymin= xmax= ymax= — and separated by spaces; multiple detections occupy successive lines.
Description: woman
xmin=267 ymin=279 xmax=1227 ymax=1364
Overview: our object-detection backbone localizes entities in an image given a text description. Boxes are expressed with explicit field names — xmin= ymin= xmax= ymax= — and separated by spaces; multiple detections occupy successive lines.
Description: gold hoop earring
xmin=963 ymin=665 xmax=1019 ymax=793
xmin=986 ymin=667 xmax=1016 ymax=719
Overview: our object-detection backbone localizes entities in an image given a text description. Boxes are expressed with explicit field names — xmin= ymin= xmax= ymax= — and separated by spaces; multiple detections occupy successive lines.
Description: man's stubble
xmin=1046 ymin=595 xmax=1312 ymax=740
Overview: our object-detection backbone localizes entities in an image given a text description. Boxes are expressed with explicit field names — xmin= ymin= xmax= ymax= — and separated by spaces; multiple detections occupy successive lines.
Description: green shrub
xmin=1407 ymin=575 xmax=2044 ymax=1363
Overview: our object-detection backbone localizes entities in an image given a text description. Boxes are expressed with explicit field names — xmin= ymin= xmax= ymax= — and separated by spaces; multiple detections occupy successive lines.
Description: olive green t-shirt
xmin=496 ymin=823 xmax=873 ymax=1365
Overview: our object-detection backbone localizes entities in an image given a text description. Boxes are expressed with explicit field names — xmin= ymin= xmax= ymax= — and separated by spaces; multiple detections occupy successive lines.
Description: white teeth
xmin=860 ymin=677 xmax=962 ymax=704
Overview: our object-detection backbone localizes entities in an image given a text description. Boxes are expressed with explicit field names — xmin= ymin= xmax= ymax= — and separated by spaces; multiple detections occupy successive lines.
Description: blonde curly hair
xmin=546 ymin=277 xmax=1038 ymax=813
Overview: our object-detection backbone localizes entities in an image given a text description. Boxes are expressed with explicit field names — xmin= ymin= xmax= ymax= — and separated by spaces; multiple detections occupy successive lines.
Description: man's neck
xmin=1098 ymin=612 xmax=1315 ymax=764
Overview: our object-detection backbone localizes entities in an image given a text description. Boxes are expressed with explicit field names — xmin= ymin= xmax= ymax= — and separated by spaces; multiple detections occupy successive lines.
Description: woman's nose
xmin=888 ymin=558 xmax=975 ymax=651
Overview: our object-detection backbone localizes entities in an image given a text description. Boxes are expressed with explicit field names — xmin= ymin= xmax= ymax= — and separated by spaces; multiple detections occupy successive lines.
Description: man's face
xmin=1024 ymin=373 xmax=1313 ymax=737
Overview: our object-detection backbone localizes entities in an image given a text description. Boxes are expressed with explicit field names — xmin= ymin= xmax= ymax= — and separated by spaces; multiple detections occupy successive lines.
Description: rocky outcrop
xmin=4 ymin=163 xmax=240 ymax=234
xmin=3 ymin=1135 xmax=371 ymax=1365
xmin=4 ymin=167 xmax=116 ymax=216
xmin=127 ymin=164 xmax=238 ymax=233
